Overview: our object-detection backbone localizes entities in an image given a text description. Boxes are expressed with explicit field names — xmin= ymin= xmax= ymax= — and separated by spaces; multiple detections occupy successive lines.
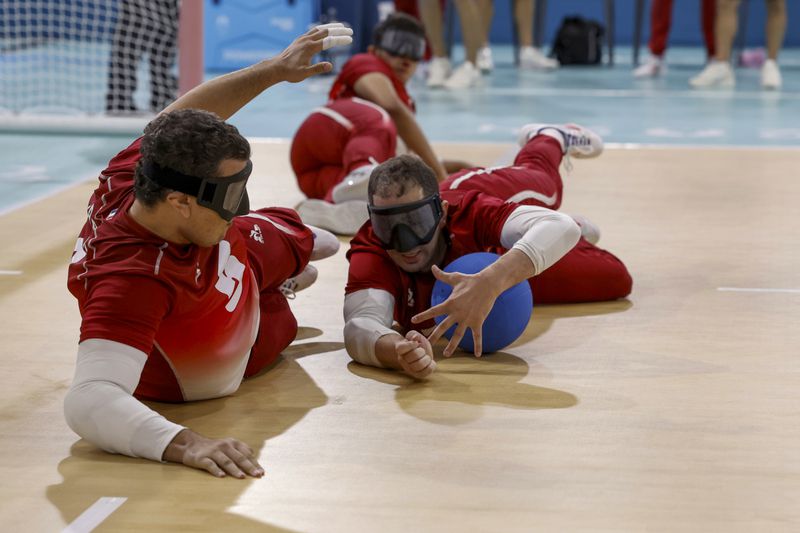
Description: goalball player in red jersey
xmin=64 ymin=25 xmax=352 ymax=478
xmin=343 ymin=124 xmax=632 ymax=379
xmin=290 ymin=13 xmax=463 ymax=235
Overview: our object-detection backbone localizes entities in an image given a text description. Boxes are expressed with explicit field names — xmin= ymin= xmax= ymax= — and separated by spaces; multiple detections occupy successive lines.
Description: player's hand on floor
xmin=278 ymin=23 xmax=353 ymax=82
xmin=163 ymin=429 xmax=264 ymax=479
xmin=394 ymin=330 xmax=436 ymax=379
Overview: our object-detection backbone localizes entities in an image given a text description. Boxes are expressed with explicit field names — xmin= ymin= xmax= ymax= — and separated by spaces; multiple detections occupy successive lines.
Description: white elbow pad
xmin=501 ymin=206 xmax=581 ymax=275
xmin=343 ymin=289 xmax=397 ymax=367
xmin=64 ymin=339 xmax=185 ymax=461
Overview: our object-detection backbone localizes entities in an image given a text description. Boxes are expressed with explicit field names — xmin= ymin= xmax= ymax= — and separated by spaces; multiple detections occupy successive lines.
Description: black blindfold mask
xmin=368 ymin=193 xmax=443 ymax=253
xmin=142 ymin=159 xmax=251 ymax=222
xmin=377 ymin=29 xmax=426 ymax=61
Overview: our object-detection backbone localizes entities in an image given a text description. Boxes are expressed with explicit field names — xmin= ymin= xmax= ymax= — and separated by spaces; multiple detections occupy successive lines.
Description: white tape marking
xmin=717 ymin=287 xmax=800 ymax=294
xmin=62 ymin=497 xmax=127 ymax=533
xmin=0 ymin=270 xmax=23 ymax=275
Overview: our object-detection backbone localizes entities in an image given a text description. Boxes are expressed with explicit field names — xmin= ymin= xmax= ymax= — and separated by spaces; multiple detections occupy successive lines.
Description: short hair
xmin=368 ymin=154 xmax=439 ymax=203
xmin=134 ymin=109 xmax=251 ymax=207
xmin=372 ymin=12 xmax=426 ymax=47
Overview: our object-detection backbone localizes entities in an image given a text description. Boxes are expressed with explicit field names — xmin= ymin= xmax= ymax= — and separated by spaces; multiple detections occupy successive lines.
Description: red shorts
xmin=290 ymin=97 xmax=397 ymax=202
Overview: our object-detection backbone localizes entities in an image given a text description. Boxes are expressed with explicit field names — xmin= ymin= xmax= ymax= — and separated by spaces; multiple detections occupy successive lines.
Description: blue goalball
xmin=430 ymin=252 xmax=533 ymax=354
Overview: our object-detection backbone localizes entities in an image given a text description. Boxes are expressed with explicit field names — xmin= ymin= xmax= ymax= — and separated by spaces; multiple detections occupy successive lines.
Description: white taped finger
xmin=322 ymin=34 xmax=353 ymax=51
xmin=315 ymin=22 xmax=346 ymax=31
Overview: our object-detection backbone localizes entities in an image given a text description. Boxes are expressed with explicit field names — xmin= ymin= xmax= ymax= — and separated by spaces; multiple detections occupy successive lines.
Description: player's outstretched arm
xmin=412 ymin=206 xmax=581 ymax=357
xmin=161 ymin=23 xmax=353 ymax=120
xmin=343 ymin=289 xmax=436 ymax=379
xmin=64 ymin=339 xmax=264 ymax=478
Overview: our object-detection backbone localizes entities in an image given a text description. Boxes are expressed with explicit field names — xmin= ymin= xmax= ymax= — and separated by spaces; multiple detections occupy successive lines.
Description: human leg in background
xmin=690 ymin=0 xmax=737 ymax=88
xmin=761 ymin=0 xmax=786 ymax=89
xmin=701 ymin=0 xmax=717 ymax=58
xmin=475 ymin=0 xmax=494 ymax=72
xmin=633 ymin=0 xmax=672 ymax=78
xmin=443 ymin=0 xmax=484 ymax=89
xmin=417 ymin=0 xmax=452 ymax=87
xmin=515 ymin=0 xmax=558 ymax=70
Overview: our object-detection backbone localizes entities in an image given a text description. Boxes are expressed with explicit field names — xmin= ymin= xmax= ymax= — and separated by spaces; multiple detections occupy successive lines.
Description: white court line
xmin=62 ymin=497 xmax=127 ymax=533
xmin=717 ymin=287 xmax=800 ymax=294
xmin=475 ymin=86 xmax=800 ymax=100
xmin=0 ymin=270 xmax=23 ymax=275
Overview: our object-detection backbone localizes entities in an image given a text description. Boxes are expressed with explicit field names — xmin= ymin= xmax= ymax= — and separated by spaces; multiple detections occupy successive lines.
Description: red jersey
xmin=67 ymin=139 xmax=260 ymax=402
xmin=345 ymin=190 xmax=517 ymax=331
xmin=328 ymin=53 xmax=416 ymax=112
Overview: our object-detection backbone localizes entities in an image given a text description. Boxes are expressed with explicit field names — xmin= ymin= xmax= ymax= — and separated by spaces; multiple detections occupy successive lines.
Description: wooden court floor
xmin=0 ymin=140 xmax=798 ymax=532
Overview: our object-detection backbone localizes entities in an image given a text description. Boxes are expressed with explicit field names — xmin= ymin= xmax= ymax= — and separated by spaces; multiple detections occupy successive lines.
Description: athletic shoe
xmin=443 ymin=61 xmax=480 ymax=90
xmin=517 ymin=123 xmax=603 ymax=159
xmin=633 ymin=54 xmax=666 ymax=78
xmin=689 ymin=61 xmax=735 ymax=88
xmin=477 ymin=46 xmax=494 ymax=73
xmin=426 ymin=57 xmax=452 ymax=88
xmin=280 ymin=264 xmax=318 ymax=299
xmin=519 ymin=46 xmax=559 ymax=70
xmin=331 ymin=163 xmax=377 ymax=203
xmin=295 ymin=198 xmax=369 ymax=236
xmin=761 ymin=59 xmax=782 ymax=90
xmin=306 ymin=225 xmax=340 ymax=261
xmin=571 ymin=214 xmax=601 ymax=245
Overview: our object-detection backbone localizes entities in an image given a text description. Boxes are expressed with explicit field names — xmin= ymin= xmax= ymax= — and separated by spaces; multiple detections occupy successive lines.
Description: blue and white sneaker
xmin=517 ymin=123 xmax=603 ymax=159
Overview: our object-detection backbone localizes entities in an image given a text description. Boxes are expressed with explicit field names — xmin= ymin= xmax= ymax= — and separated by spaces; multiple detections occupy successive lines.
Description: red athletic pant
xmin=233 ymin=207 xmax=313 ymax=375
xmin=290 ymin=97 xmax=397 ymax=202
xmin=649 ymin=0 xmax=716 ymax=57
xmin=443 ymin=136 xmax=632 ymax=304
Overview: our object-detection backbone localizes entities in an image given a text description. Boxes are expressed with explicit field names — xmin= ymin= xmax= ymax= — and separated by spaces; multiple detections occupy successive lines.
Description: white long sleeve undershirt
xmin=342 ymin=205 xmax=580 ymax=366
xmin=63 ymin=338 xmax=185 ymax=462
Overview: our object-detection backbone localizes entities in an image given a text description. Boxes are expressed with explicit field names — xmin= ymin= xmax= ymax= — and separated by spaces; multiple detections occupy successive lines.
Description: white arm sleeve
xmin=63 ymin=339 xmax=186 ymax=462
xmin=343 ymin=289 xmax=398 ymax=368
xmin=499 ymin=205 xmax=581 ymax=275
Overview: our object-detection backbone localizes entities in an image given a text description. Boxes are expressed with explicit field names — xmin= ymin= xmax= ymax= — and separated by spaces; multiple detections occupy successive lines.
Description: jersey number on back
xmin=215 ymin=240 xmax=245 ymax=312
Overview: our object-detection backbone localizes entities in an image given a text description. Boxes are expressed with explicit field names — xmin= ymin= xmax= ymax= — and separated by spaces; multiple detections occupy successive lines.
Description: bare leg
xmin=514 ymin=0 xmax=534 ymax=48
xmin=765 ymin=0 xmax=786 ymax=60
xmin=452 ymin=0 xmax=483 ymax=64
xmin=475 ymin=0 xmax=494 ymax=47
xmin=417 ymin=0 xmax=448 ymax=58
xmin=714 ymin=0 xmax=740 ymax=61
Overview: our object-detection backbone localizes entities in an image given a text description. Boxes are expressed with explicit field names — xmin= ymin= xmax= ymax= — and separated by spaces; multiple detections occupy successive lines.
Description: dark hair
xmin=368 ymin=154 xmax=438 ymax=203
xmin=134 ymin=109 xmax=251 ymax=207
xmin=372 ymin=12 xmax=426 ymax=47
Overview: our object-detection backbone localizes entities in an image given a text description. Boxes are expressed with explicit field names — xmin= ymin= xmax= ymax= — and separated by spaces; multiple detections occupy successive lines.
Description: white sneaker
xmin=761 ymin=59 xmax=782 ymax=90
xmin=519 ymin=46 xmax=559 ymax=70
xmin=517 ymin=123 xmax=603 ymax=159
xmin=477 ymin=46 xmax=494 ymax=73
xmin=280 ymin=264 xmax=318 ymax=299
xmin=633 ymin=54 xmax=666 ymax=78
xmin=443 ymin=61 xmax=480 ymax=90
xmin=570 ymin=214 xmax=601 ymax=245
xmin=331 ymin=163 xmax=378 ymax=203
xmin=689 ymin=60 xmax=735 ymax=88
xmin=426 ymin=57 xmax=451 ymax=88
xmin=295 ymin=199 xmax=368 ymax=236
xmin=305 ymin=225 xmax=340 ymax=261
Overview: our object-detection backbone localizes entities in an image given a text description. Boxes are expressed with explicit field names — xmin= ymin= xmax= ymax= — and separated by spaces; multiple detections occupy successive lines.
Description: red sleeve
xmin=330 ymin=54 xmax=393 ymax=98
xmin=444 ymin=190 xmax=519 ymax=250
xmin=79 ymin=274 xmax=172 ymax=354
xmin=234 ymin=207 xmax=313 ymax=290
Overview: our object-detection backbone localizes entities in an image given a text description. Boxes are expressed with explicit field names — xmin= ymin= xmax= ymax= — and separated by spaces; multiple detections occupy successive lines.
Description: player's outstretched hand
xmin=411 ymin=265 xmax=499 ymax=358
xmin=163 ymin=429 xmax=265 ymax=479
xmin=394 ymin=330 xmax=436 ymax=379
xmin=278 ymin=23 xmax=353 ymax=83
